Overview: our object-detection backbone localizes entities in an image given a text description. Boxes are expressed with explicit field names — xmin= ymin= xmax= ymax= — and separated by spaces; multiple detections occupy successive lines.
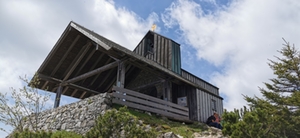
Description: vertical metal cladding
xmin=181 ymin=70 xmax=219 ymax=96
xmin=196 ymin=89 xmax=223 ymax=122
xmin=133 ymin=31 xmax=223 ymax=123
xmin=133 ymin=32 xmax=182 ymax=75
xmin=171 ymin=42 xmax=181 ymax=74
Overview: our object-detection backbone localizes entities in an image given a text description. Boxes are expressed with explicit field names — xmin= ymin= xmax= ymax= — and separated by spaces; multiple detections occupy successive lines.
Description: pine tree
xmin=255 ymin=39 xmax=300 ymax=137
xmin=222 ymin=40 xmax=300 ymax=138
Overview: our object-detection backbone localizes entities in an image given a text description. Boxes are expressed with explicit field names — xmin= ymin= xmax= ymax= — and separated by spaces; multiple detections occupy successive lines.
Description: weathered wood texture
xmin=66 ymin=61 xmax=118 ymax=83
xmin=34 ymin=21 xmax=223 ymax=115
xmin=172 ymin=84 xmax=198 ymax=121
xmin=133 ymin=32 xmax=181 ymax=75
xmin=112 ymin=86 xmax=190 ymax=122
xmin=171 ymin=83 xmax=223 ymax=122
xmin=181 ymin=69 xmax=219 ymax=96
xmin=187 ymin=86 xmax=198 ymax=121
xmin=196 ymin=89 xmax=223 ymax=123
xmin=54 ymin=85 xmax=63 ymax=108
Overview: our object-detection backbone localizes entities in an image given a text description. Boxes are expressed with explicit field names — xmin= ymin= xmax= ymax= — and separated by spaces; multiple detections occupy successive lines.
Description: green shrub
xmin=12 ymin=129 xmax=51 ymax=138
xmin=11 ymin=129 xmax=82 ymax=138
xmin=50 ymin=130 xmax=82 ymax=138
xmin=85 ymin=106 xmax=156 ymax=138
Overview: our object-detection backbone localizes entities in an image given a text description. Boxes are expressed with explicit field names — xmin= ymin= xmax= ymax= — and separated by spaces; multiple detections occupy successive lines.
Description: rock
xmin=87 ymin=120 xmax=95 ymax=127
xmin=143 ymin=124 xmax=152 ymax=132
xmin=75 ymin=122 xmax=81 ymax=127
xmin=158 ymin=132 xmax=183 ymax=138
xmin=155 ymin=125 xmax=162 ymax=131
xmin=81 ymin=120 xmax=87 ymax=127
xmin=138 ymin=120 xmax=143 ymax=125
xmin=14 ymin=93 xmax=112 ymax=135
xmin=192 ymin=132 xmax=202 ymax=138
xmin=192 ymin=126 xmax=225 ymax=138
xmin=145 ymin=111 xmax=152 ymax=116
xmin=61 ymin=123 xmax=66 ymax=130
xmin=201 ymin=130 xmax=210 ymax=135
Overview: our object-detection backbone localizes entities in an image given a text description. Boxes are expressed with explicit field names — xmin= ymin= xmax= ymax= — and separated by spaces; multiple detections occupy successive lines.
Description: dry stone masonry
xmin=22 ymin=93 xmax=112 ymax=135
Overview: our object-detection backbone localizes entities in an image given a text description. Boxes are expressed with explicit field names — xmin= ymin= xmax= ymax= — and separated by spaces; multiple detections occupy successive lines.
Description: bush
xmin=50 ymin=130 xmax=82 ymax=138
xmin=11 ymin=129 xmax=82 ymax=138
xmin=12 ymin=129 xmax=50 ymax=138
xmin=85 ymin=106 xmax=156 ymax=138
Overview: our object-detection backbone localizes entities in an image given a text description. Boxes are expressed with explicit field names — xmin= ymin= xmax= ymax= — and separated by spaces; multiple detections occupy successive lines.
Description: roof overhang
xmin=33 ymin=21 xmax=223 ymax=100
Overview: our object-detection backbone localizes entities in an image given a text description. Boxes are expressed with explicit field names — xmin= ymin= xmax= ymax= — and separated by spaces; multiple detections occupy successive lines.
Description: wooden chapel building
xmin=34 ymin=21 xmax=223 ymax=122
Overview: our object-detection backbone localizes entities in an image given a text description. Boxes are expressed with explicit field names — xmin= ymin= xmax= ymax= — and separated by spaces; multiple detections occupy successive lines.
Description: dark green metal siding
xmin=172 ymin=42 xmax=181 ymax=75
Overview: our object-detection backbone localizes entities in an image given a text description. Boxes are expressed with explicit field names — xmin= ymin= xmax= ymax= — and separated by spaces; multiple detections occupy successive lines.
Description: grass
xmin=112 ymin=104 xmax=207 ymax=137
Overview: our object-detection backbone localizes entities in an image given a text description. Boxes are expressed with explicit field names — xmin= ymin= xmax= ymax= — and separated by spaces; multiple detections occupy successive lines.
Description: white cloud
xmin=162 ymin=0 xmax=300 ymax=110
xmin=0 ymin=0 xmax=159 ymax=135
xmin=0 ymin=0 xmax=159 ymax=98
xmin=91 ymin=0 xmax=159 ymax=50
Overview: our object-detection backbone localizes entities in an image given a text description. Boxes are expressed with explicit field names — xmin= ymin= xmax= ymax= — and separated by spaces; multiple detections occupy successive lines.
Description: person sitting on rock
xmin=206 ymin=112 xmax=222 ymax=129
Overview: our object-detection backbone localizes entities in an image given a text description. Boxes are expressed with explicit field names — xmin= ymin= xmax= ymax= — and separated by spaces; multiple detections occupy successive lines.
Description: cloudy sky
xmin=0 ymin=0 xmax=300 ymax=135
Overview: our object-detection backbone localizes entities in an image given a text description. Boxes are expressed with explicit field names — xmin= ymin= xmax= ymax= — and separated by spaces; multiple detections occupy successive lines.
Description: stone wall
xmin=22 ymin=93 xmax=111 ymax=135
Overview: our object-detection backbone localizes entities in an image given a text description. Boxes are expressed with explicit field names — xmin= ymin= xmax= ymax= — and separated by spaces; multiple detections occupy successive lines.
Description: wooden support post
xmin=164 ymin=80 xmax=172 ymax=102
xmin=116 ymin=61 xmax=126 ymax=88
xmin=54 ymin=85 xmax=63 ymax=108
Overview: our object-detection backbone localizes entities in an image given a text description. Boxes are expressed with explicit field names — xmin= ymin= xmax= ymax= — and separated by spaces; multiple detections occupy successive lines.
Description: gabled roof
xmin=34 ymin=21 xmax=222 ymax=99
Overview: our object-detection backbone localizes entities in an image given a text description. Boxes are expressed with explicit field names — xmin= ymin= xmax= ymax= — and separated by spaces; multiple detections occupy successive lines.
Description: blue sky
xmin=0 ymin=0 xmax=300 ymax=136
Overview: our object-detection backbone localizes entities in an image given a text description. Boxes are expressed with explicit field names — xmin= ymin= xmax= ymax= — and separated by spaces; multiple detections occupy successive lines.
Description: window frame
xmin=211 ymin=99 xmax=217 ymax=111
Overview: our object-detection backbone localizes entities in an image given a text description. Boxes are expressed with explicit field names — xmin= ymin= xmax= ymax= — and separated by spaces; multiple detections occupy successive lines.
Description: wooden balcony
xmin=111 ymin=86 xmax=191 ymax=123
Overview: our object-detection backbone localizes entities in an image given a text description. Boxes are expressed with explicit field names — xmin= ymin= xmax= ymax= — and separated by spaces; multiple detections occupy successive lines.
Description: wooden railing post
xmin=116 ymin=61 xmax=126 ymax=88
xmin=164 ymin=80 xmax=172 ymax=102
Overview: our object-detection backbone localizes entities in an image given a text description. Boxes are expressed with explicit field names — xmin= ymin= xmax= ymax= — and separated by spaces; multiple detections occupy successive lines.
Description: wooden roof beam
xmin=50 ymin=35 xmax=81 ymax=76
xmin=67 ymin=83 xmax=100 ymax=94
xmin=94 ymin=67 xmax=115 ymax=90
xmin=73 ymin=48 xmax=97 ymax=77
xmin=71 ymin=89 xmax=78 ymax=97
xmin=62 ymin=86 xmax=69 ymax=95
xmin=38 ymin=73 xmax=101 ymax=95
xmin=89 ymin=58 xmax=113 ymax=86
xmin=38 ymin=73 xmax=62 ymax=83
xmin=38 ymin=25 xmax=72 ymax=72
xmin=91 ymin=42 xmax=124 ymax=59
xmin=41 ymin=81 xmax=49 ymax=90
xmin=80 ymin=52 xmax=105 ymax=84
xmin=51 ymin=86 xmax=58 ymax=92
xmin=62 ymin=42 xmax=91 ymax=81
xmin=65 ymin=60 xmax=119 ymax=84
xmin=132 ymin=79 xmax=165 ymax=91
xmin=71 ymin=22 xmax=111 ymax=50
xmin=80 ymin=91 xmax=87 ymax=99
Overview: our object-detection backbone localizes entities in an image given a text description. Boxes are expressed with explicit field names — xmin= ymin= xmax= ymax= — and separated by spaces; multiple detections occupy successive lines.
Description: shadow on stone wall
xmin=21 ymin=93 xmax=112 ymax=135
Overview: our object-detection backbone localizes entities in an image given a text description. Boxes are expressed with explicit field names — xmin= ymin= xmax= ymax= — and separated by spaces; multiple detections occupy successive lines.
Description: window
xmin=145 ymin=38 xmax=153 ymax=54
xmin=211 ymin=99 xmax=217 ymax=111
